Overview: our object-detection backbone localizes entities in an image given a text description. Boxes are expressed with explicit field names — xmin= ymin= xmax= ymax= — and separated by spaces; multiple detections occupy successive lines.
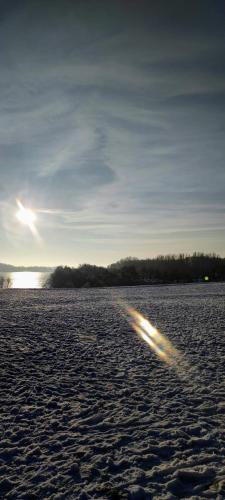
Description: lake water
xmin=0 ymin=272 xmax=50 ymax=288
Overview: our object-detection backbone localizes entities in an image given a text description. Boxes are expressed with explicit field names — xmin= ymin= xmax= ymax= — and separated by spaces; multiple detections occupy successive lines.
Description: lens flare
xmin=114 ymin=296 xmax=202 ymax=386
xmin=124 ymin=305 xmax=181 ymax=367
xmin=16 ymin=199 xmax=41 ymax=243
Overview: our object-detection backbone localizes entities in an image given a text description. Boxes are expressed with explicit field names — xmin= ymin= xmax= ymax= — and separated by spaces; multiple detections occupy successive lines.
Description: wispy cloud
xmin=0 ymin=0 xmax=224 ymax=264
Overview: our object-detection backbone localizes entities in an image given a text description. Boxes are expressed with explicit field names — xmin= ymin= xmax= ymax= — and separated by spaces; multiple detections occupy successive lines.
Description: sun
xmin=16 ymin=199 xmax=42 ymax=243
xmin=16 ymin=200 xmax=36 ymax=227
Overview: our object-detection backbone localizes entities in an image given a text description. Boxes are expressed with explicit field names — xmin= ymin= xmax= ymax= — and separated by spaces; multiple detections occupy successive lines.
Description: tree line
xmin=48 ymin=253 xmax=225 ymax=288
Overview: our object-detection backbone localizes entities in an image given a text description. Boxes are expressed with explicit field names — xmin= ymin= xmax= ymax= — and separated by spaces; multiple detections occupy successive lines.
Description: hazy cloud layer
xmin=0 ymin=0 xmax=225 ymax=265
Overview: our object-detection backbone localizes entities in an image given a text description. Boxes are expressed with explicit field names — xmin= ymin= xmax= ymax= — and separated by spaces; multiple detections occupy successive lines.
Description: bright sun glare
xmin=16 ymin=200 xmax=36 ymax=226
xmin=16 ymin=199 xmax=41 ymax=243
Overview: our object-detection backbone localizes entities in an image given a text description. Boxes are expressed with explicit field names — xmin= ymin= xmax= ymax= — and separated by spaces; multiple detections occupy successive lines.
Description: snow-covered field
xmin=1 ymin=283 xmax=225 ymax=499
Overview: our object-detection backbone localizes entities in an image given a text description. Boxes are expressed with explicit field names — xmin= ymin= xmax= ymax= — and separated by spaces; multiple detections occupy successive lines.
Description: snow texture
xmin=0 ymin=283 xmax=225 ymax=499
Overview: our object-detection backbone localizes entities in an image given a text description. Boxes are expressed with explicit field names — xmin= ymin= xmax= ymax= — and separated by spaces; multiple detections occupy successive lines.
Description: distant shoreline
xmin=0 ymin=264 xmax=54 ymax=272
xmin=1 ymin=253 xmax=225 ymax=289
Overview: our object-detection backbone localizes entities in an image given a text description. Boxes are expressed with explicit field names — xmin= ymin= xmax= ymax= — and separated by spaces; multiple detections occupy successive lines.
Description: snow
xmin=0 ymin=283 xmax=225 ymax=498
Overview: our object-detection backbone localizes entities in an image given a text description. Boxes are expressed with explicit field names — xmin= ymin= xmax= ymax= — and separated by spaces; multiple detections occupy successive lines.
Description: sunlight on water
xmin=0 ymin=272 xmax=49 ymax=289
xmin=12 ymin=272 xmax=40 ymax=288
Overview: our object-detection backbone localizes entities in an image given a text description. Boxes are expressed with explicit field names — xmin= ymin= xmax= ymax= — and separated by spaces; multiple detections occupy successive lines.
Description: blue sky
xmin=0 ymin=0 xmax=225 ymax=266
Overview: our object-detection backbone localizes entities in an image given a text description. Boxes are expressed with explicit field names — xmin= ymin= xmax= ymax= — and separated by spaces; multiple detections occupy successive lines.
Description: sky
xmin=0 ymin=0 xmax=225 ymax=266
